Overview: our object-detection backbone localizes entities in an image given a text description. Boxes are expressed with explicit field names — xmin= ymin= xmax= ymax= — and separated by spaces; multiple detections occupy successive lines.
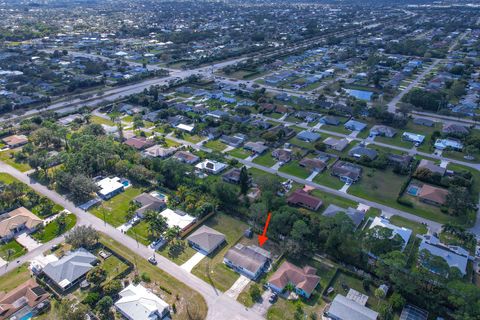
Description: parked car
xmin=269 ymin=293 xmax=278 ymax=303
xmin=148 ymin=256 xmax=157 ymax=265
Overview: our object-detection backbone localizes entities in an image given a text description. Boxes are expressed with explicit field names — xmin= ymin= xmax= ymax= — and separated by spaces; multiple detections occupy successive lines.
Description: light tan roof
xmin=2 ymin=135 xmax=28 ymax=146
xmin=0 ymin=207 xmax=43 ymax=237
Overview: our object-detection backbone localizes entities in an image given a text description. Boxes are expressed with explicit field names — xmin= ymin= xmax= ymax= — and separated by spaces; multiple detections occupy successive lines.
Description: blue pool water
xmin=346 ymin=89 xmax=374 ymax=101
xmin=20 ymin=312 xmax=33 ymax=320
xmin=407 ymin=185 xmax=420 ymax=196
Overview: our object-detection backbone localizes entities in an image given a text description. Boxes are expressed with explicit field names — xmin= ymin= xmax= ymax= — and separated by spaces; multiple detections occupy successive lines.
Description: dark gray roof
xmin=348 ymin=146 xmax=378 ymax=160
xmin=43 ymin=248 xmax=97 ymax=287
xmin=187 ymin=225 xmax=226 ymax=253
xmin=322 ymin=204 xmax=365 ymax=228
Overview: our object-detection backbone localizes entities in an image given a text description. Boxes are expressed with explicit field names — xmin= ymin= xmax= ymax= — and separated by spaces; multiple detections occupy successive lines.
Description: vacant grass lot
xmin=389 ymin=215 xmax=428 ymax=236
xmin=204 ymin=140 xmax=227 ymax=152
xmin=32 ymin=214 xmax=77 ymax=243
xmin=126 ymin=220 xmax=152 ymax=245
xmin=91 ymin=187 xmax=143 ymax=227
xmin=313 ymin=172 xmax=345 ymax=190
xmin=253 ymin=153 xmax=276 ymax=167
xmin=311 ymin=190 xmax=358 ymax=211
xmin=90 ymin=115 xmax=115 ymax=126
xmin=279 ymin=161 xmax=310 ymax=179
xmin=0 ymin=264 xmax=31 ymax=293
xmin=158 ymin=239 xmax=197 ymax=265
xmin=101 ymin=254 xmax=130 ymax=284
xmin=192 ymin=214 xmax=247 ymax=292
xmin=0 ymin=240 xmax=26 ymax=261
xmin=0 ymin=149 xmax=31 ymax=172
xmin=99 ymin=234 xmax=207 ymax=320
xmin=228 ymin=148 xmax=251 ymax=159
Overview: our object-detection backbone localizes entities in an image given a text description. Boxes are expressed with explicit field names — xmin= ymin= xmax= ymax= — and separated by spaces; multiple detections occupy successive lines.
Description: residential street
xmin=0 ymin=161 xmax=264 ymax=320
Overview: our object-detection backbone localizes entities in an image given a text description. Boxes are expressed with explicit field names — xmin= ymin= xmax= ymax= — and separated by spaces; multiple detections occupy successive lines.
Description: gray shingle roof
xmin=327 ymin=294 xmax=379 ymax=320
xmin=187 ymin=226 xmax=226 ymax=254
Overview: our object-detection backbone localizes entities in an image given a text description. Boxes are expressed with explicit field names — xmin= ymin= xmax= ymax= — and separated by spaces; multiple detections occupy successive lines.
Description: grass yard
xmin=181 ymin=133 xmax=204 ymax=144
xmin=192 ymin=214 xmax=248 ymax=292
xmin=348 ymin=168 xmax=408 ymax=210
xmin=101 ymin=254 xmax=130 ymax=283
xmin=279 ymin=161 xmax=310 ymax=179
xmin=228 ymin=148 xmax=251 ymax=159
xmin=0 ymin=264 xmax=31 ymax=293
xmin=389 ymin=215 xmax=428 ymax=236
xmin=375 ymin=135 xmax=415 ymax=150
xmin=126 ymin=220 xmax=152 ymax=246
xmin=313 ymin=172 xmax=345 ymax=190
xmin=311 ymin=190 xmax=358 ymax=210
xmin=204 ymin=140 xmax=227 ymax=152
xmin=99 ymin=234 xmax=207 ymax=320
xmin=288 ymin=137 xmax=316 ymax=150
xmin=253 ymin=153 xmax=276 ymax=167
xmin=158 ymin=239 xmax=197 ymax=265
xmin=0 ymin=240 xmax=26 ymax=261
xmin=0 ymin=149 xmax=31 ymax=172
xmin=31 ymin=214 xmax=77 ymax=243
xmin=0 ymin=172 xmax=18 ymax=184
xmin=90 ymin=115 xmax=115 ymax=126
xmin=321 ymin=124 xmax=350 ymax=135
xmin=248 ymin=167 xmax=283 ymax=185
xmin=91 ymin=187 xmax=143 ymax=227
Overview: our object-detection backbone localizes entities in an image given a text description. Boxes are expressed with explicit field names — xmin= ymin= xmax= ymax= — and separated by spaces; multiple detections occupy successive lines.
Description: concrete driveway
xmin=16 ymin=233 xmax=41 ymax=251
xmin=181 ymin=251 xmax=206 ymax=273
xmin=252 ymin=289 xmax=274 ymax=316
xmin=225 ymin=275 xmax=251 ymax=299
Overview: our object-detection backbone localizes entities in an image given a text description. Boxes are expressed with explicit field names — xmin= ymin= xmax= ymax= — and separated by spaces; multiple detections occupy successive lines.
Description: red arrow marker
xmin=258 ymin=212 xmax=272 ymax=247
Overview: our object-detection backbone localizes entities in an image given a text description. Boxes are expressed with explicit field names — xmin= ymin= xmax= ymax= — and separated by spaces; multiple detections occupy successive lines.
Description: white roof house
xmin=434 ymin=138 xmax=463 ymax=151
xmin=160 ymin=208 xmax=196 ymax=231
xmin=369 ymin=217 xmax=412 ymax=251
xmin=195 ymin=159 xmax=228 ymax=174
xmin=115 ymin=284 xmax=170 ymax=320
xmin=176 ymin=123 xmax=195 ymax=132
xmin=96 ymin=177 xmax=125 ymax=200
xmin=402 ymin=132 xmax=425 ymax=144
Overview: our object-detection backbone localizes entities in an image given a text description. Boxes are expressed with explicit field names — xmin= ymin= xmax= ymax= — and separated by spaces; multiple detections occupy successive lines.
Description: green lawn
xmin=313 ymin=172 xmax=345 ymax=190
xmin=228 ymin=148 xmax=251 ymax=159
xmin=204 ymin=140 xmax=227 ymax=152
xmin=0 ymin=172 xmax=18 ymax=184
xmin=0 ymin=149 xmax=31 ymax=172
xmin=181 ymin=133 xmax=204 ymax=144
xmin=321 ymin=124 xmax=350 ymax=135
xmin=91 ymin=187 xmax=143 ymax=227
xmin=0 ymin=240 xmax=26 ymax=261
xmin=326 ymin=271 xmax=380 ymax=310
xmin=279 ymin=161 xmax=310 ymax=179
xmin=126 ymin=220 xmax=152 ymax=246
xmin=90 ymin=115 xmax=115 ymax=126
xmin=389 ymin=215 xmax=428 ymax=236
xmin=101 ymin=254 xmax=130 ymax=284
xmin=31 ymin=214 xmax=77 ymax=243
xmin=288 ymin=137 xmax=316 ymax=150
xmin=253 ymin=153 xmax=276 ymax=167
xmin=0 ymin=264 xmax=31 ymax=293
xmin=311 ymin=189 xmax=358 ymax=210
xmin=192 ymin=214 xmax=248 ymax=292
xmin=375 ymin=135 xmax=415 ymax=149
xmin=158 ymin=239 xmax=197 ymax=265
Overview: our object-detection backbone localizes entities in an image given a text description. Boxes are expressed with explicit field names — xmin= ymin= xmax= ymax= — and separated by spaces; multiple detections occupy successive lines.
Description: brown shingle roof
xmin=268 ymin=261 xmax=320 ymax=296
xmin=287 ymin=190 xmax=323 ymax=211
xmin=0 ymin=279 xmax=49 ymax=320
xmin=0 ymin=207 xmax=43 ymax=238
xmin=419 ymin=185 xmax=449 ymax=205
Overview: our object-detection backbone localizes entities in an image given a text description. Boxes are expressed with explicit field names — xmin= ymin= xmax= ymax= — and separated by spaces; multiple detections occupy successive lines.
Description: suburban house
xmin=344 ymin=120 xmax=367 ymax=132
xmin=348 ymin=146 xmax=378 ymax=160
xmin=434 ymin=138 xmax=463 ymax=151
xmin=220 ymin=134 xmax=246 ymax=147
xmin=416 ymin=159 xmax=446 ymax=176
xmin=222 ymin=168 xmax=251 ymax=185
xmin=159 ymin=208 xmax=196 ymax=232
xmin=0 ymin=279 xmax=50 ymax=320
xmin=143 ymin=145 xmax=177 ymax=158
xmin=296 ymin=130 xmax=321 ymax=143
xmin=244 ymin=141 xmax=269 ymax=154
xmin=2 ymin=135 xmax=28 ymax=148
xmin=332 ymin=161 xmax=362 ymax=183
xmin=320 ymin=116 xmax=341 ymax=126
xmin=187 ymin=225 xmax=226 ymax=255
xmin=272 ymin=149 xmax=292 ymax=163
xmin=115 ymin=284 xmax=170 ymax=320
xmin=172 ymin=151 xmax=200 ymax=164
xmin=402 ymin=132 xmax=425 ymax=145
xmin=418 ymin=184 xmax=449 ymax=206
xmin=369 ymin=217 xmax=412 ymax=251
xmin=96 ymin=177 xmax=125 ymax=200
xmin=176 ymin=123 xmax=195 ymax=133
xmin=268 ymin=261 xmax=320 ymax=299
xmin=0 ymin=207 xmax=43 ymax=242
xmin=323 ymin=137 xmax=349 ymax=151
xmin=124 ymin=136 xmax=154 ymax=150
xmin=224 ymin=244 xmax=271 ymax=280
xmin=299 ymin=158 xmax=326 ymax=173
xmin=42 ymin=248 xmax=97 ymax=293
xmin=442 ymin=123 xmax=469 ymax=135
xmin=418 ymin=235 xmax=469 ymax=276
xmin=322 ymin=204 xmax=365 ymax=229
xmin=195 ymin=159 xmax=228 ymax=174
xmin=287 ymin=189 xmax=323 ymax=211
xmin=133 ymin=193 xmax=166 ymax=217
xmin=388 ymin=154 xmax=413 ymax=168
xmin=369 ymin=125 xmax=396 ymax=138
xmin=324 ymin=294 xmax=379 ymax=320
xmin=413 ymin=118 xmax=435 ymax=127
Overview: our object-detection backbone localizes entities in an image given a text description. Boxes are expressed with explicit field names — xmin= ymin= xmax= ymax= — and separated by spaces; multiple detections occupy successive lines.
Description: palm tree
xmin=6 ymin=248 xmax=15 ymax=262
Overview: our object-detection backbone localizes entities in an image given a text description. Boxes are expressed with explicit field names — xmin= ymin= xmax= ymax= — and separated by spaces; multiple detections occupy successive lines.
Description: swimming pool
xmin=407 ymin=185 xmax=420 ymax=196
xmin=19 ymin=312 xmax=33 ymax=320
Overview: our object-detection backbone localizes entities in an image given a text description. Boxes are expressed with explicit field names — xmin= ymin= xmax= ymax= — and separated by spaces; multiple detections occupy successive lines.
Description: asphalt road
xmin=0 ymin=161 xmax=263 ymax=320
